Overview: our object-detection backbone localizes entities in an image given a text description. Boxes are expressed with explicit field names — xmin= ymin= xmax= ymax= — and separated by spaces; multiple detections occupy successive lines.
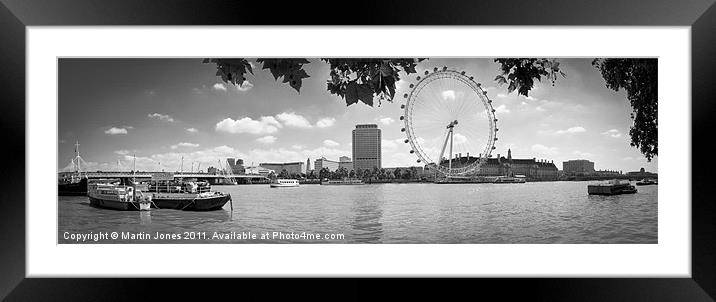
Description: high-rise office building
xmin=352 ymin=124 xmax=381 ymax=171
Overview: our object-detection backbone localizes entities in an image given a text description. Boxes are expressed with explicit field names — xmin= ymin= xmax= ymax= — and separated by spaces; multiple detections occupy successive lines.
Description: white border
xmin=28 ymin=27 xmax=690 ymax=277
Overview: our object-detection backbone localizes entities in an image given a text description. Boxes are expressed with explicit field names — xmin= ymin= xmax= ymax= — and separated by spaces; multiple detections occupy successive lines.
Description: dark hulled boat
xmin=59 ymin=140 xmax=89 ymax=196
xmin=146 ymin=179 xmax=232 ymax=211
xmin=150 ymin=192 xmax=232 ymax=211
xmin=59 ymin=177 xmax=88 ymax=196
xmin=588 ymin=179 xmax=638 ymax=195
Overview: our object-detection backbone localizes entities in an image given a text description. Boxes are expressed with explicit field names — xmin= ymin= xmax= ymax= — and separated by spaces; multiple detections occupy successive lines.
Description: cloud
xmin=213 ymin=83 xmax=227 ymax=91
xmin=276 ymin=112 xmax=313 ymax=128
xmin=531 ymin=144 xmax=559 ymax=156
xmin=573 ymin=150 xmax=594 ymax=158
xmin=256 ymin=135 xmax=277 ymax=144
xmin=170 ymin=142 xmax=200 ymax=149
xmin=105 ymin=127 xmax=128 ymax=135
xmin=554 ymin=126 xmax=586 ymax=135
xmin=523 ymin=96 xmax=537 ymax=101
xmin=379 ymin=117 xmax=395 ymax=125
xmin=291 ymin=144 xmax=305 ymax=150
xmin=148 ymin=113 xmax=175 ymax=122
xmin=323 ymin=139 xmax=340 ymax=147
xmin=236 ymin=80 xmax=254 ymax=92
xmin=114 ymin=150 xmax=131 ymax=155
xmin=316 ymin=117 xmax=336 ymax=128
xmin=215 ymin=116 xmax=282 ymax=134
xmin=497 ymin=93 xmax=507 ymax=98
xmin=186 ymin=128 xmax=198 ymax=133
xmin=381 ymin=138 xmax=407 ymax=152
xmin=601 ymin=129 xmax=622 ymax=138
xmin=494 ymin=104 xmax=510 ymax=114
xmin=442 ymin=90 xmax=456 ymax=101
xmin=453 ymin=133 xmax=468 ymax=144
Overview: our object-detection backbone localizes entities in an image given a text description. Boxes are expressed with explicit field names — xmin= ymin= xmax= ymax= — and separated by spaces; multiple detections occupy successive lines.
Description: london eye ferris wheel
xmin=400 ymin=67 xmax=498 ymax=178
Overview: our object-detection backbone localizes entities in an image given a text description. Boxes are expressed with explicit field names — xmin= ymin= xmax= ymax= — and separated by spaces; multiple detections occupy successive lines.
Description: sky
xmin=58 ymin=58 xmax=657 ymax=173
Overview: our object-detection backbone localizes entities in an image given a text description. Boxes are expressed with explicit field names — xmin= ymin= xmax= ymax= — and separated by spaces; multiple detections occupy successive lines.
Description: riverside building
xmin=352 ymin=124 xmax=381 ymax=171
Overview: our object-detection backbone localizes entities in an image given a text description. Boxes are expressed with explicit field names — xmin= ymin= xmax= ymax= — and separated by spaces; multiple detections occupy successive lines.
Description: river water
xmin=58 ymin=181 xmax=657 ymax=244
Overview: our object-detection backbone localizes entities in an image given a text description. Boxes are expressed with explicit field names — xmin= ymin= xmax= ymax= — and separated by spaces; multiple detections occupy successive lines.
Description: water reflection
xmin=350 ymin=187 xmax=384 ymax=243
xmin=140 ymin=211 xmax=152 ymax=225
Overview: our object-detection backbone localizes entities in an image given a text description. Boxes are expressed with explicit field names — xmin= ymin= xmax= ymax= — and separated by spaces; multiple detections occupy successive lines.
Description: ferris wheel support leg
xmin=448 ymin=128 xmax=454 ymax=173
xmin=438 ymin=128 xmax=451 ymax=170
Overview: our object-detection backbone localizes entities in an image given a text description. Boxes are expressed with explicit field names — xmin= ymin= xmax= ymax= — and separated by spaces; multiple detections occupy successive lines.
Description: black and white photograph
xmin=58 ymin=57 xmax=658 ymax=244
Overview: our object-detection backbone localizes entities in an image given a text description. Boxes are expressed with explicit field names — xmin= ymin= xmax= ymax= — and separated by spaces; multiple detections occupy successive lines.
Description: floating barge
xmin=146 ymin=178 xmax=232 ymax=211
xmin=587 ymin=179 xmax=637 ymax=195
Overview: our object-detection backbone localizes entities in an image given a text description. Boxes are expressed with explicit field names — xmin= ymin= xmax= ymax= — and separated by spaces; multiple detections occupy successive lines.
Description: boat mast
xmin=74 ymin=141 xmax=81 ymax=173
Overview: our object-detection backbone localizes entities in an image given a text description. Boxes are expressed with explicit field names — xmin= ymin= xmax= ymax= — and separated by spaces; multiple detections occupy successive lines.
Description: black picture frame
xmin=1 ymin=0 xmax=714 ymax=300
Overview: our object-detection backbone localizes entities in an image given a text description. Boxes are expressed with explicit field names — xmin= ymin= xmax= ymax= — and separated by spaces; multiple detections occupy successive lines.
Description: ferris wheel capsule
xmin=404 ymin=139 xmax=409 ymax=143
xmin=461 ymin=71 xmax=466 ymax=75
xmin=403 ymin=93 xmax=408 ymax=98
xmin=492 ymin=109 xmax=496 ymax=113
xmin=424 ymin=70 xmax=429 ymax=75
xmin=401 ymin=128 xmax=406 ymax=132
xmin=400 ymin=116 xmax=404 ymax=120
xmin=417 ymin=159 xmax=422 ymax=163
xmin=401 ymin=104 xmax=405 ymax=109
xmin=410 ymin=150 xmax=415 ymax=154
xmin=416 ymin=76 xmax=421 ymax=81
xmin=469 ymin=76 xmax=474 ymax=80
xmin=433 ymin=67 xmax=438 ymax=72
xmin=494 ymin=118 xmax=498 ymax=122
xmin=409 ymin=84 xmax=414 ymax=88
xmin=442 ymin=66 xmax=447 ymax=71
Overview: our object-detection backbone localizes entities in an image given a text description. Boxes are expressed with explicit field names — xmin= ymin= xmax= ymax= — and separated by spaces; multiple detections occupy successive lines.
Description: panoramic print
xmin=58 ymin=58 xmax=658 ymax=243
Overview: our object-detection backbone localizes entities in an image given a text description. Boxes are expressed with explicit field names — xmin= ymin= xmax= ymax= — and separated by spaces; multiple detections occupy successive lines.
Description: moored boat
xmin=146 ymin=179 xmax=231 ymax=211
xmin=58 ymin=140 xmax=88 ymax=196
xmin=588 ymin=179 xmax=637 ymax=195
xmin=320 ymin=178 xmax=365 ymax=185
xmin=59 ymin=177 xmax=88 ymax=196
xmin=88 ymin=179 xmax=152 ymax=211
xmin=493 ymin=176 xmax=526 ymax=184
xmin=270 ymin=179 xmax=300 ymax=188
xmin=636 ymin=179 xmax=658 ymax=186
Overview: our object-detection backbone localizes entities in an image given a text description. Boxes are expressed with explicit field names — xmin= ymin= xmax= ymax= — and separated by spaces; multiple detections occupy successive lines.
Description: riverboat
xmin=320 ymin=178 xmax=365 ymax=185
xmin=587 ymin=179 xmax=637 ymax=195
xmin=270 ymin=179 xmax=300 ymax=188
xmin=636 ymin=179 xmax=658 ymax=186
xmin=88 ymin=179 xmax=152 ymax=211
